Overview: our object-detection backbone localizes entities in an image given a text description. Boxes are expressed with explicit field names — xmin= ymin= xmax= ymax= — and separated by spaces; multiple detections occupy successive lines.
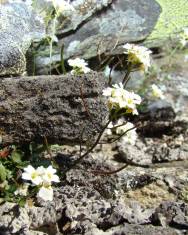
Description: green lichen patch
xmin=145 ymin=0 xmax=188 ymax=46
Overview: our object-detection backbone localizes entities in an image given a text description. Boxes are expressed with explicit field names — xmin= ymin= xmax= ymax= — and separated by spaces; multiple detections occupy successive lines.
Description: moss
xmin=124 ymin=181 xmax=176 ymax=209
xmin=145 ymin=0 xmax=188 ymax=44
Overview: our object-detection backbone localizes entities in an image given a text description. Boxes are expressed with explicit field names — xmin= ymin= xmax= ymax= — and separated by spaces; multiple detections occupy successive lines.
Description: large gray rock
xmin=35 ymin=0 xmax=161 ymax=74
xmin=0 ymin=3 xmax=45 ymax=76
xmin=0 ymin=72 xmax=108 ymax=145
xmin=60 ymin=0 xmax=161 ymax=59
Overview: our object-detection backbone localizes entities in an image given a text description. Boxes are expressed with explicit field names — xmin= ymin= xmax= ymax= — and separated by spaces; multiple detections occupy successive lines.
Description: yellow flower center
xmin=31 ymin=172 xmax=38 ymax=179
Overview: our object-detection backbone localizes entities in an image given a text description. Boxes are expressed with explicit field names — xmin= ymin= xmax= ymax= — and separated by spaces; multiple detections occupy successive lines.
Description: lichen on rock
xmin=0 ymin=2 xmax=45 ymax=76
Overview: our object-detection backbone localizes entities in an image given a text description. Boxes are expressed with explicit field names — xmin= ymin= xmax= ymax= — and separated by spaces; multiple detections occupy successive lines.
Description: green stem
xmin=122 ymin=64 xmax=132 ymax=87
xmin=62 ymin=120 xmax=111 ymax=176
xmin=60 ymin=44 xmax=67 ymax=74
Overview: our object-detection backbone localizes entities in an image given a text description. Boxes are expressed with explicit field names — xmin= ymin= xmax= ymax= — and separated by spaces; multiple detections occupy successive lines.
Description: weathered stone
xmin=60 ymin=0 xmax=161 ymax=58
xmin=117 ymin=139 xmax=153 ymax=166
xmin=0 ymin=72 xmax=108 ymax=145
xmin=0 ymin=203 xmax=30 ymax=234
xmin=35 ymin=0 xmax=161 ymax=73
xmin=0 ymin=2 xmax=45 ymax=76
xmin=152 ymin=201 xmax=188 ymax=230
xmin=117 ymin=135 xmax=188 ymax=166
xmin=86 ymin=224 xmax=180 ymax=235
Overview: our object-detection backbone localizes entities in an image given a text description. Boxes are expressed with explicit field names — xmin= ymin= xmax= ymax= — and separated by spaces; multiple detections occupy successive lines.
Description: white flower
xmin=102 ymin=87 xmax=113 ymax=97
xmin=38 ymin=184 xmax=54 ymax=201
xmin=107 ymin=118 xmax=137 ymax=145
xmin=184 ymin=55 xmax=188 ymax=62
xmin=22 ymin=164 xmax=59 ymax=201
xmin=68 ymin=58 xmax=91 ymax=74
xmin=105 ymin=122 xmax=114 ymax=136
xmin=22 ymin=165 xmax=43 ymax=186
xmin=179 ymin=28 xmax=188 ymax=47
xmin=46 ymin=0 xmax=74 ymax=13
xmin=115 ymin=119 xmax=137 ymax=145
xmin=14 ymin=184 xmax=29 ymax=196
xmin=151 ymin=84 xmax=165 ymax=99
xmin=42 ymin=165 xmax=60 ymax=184
xmin=103 ymin=83 xmax=141 ymax=115
xmin=123 ymin=44 xmax=152 ymax=71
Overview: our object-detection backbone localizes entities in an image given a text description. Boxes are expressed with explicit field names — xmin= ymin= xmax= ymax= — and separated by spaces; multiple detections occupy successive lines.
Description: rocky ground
xmin=0 ymin=1 xmax=188 ymax=234
xmin=0 ymin=50 xmax=188 ymax=235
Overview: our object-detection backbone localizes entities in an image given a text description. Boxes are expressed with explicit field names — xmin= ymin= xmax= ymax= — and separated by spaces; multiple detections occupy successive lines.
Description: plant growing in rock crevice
xmin=0 ymin=1 xmax=171 ymax=203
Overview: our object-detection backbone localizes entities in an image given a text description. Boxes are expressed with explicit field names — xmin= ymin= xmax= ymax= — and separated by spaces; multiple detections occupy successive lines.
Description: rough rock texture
xmin=117 ymin=100 xmax=188 ymax=166
xmin=85 ymin=224 xmax=180 ymax=235
xmin=0 ymin=72 xmax=108 ymax=145
xmin=34 ymin=0 xmax=113 ymax=34
xmin=35 ymin=0 xmax=161 ymax=74
xmin=60 ymin=0 xmax=161 ymax=58
xmin=0 ymin=150 xmax=187 ymax=234
xmin=0 ymin=2 xmax=45 ymax=76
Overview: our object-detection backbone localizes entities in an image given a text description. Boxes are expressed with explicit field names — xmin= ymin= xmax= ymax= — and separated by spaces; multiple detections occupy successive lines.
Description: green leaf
xmin=0 ymin=163 xmax=7 ymax=182
xmin=18 ymin=198 xmax=26 ymax=207
xmin=11 ymin=150 xmax=23 ymax=164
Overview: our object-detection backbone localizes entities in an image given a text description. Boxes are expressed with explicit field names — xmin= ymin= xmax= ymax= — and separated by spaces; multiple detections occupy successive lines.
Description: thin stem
xmin=99 ymin=123 xmax=141 ymax=144
xmin=122 ymin=64 xmax=132 ymax=87
xmin=91 ymin=160 xmax=149 ymax=175
xmin=60 ymin=44 xmax=67 ymax=74
xmin=44 ymin=136 xmax=52 ymax=158
xmin=106 ymin=121 xmax=127 ymax=130
xmin=91 ymin=164 xmax=128 ymax=175
xmin=62 ymin=120 xmax=111 ymax=175
xmin=49 ymin=16 xmax=57 ymax=75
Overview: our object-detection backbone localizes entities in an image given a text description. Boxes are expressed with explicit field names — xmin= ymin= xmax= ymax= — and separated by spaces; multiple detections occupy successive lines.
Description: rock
xmin=117 ymin=139 xmax=153 ymax=166
xmin=124 ymin=180 xmax=176 ymax=209
xmin=35 ymin=0 xmax=161 ymax=74
xmin=0 ymin=2 xmax=45 ymax=76
xmin=145 ymin=100 xmax=176 ymax=121
xmin=34 ymin=0 xmax=113 ymax=34
xmin=117 ymin=135 xmax=188 ymax=165
xmin=0 ymin=150 xmax=187 ymax=234
xmin=0 ymin=203 xmax=30 ymax=234
xmin=60 ymin=0 xmax=161 ymax=59
xmin=152 ymin=201 xmax=188 ymax=230
xmin=87 ymin=223 xmax=180 ymax=235
xmin=0 ymin=72 xmax=108 ymax=145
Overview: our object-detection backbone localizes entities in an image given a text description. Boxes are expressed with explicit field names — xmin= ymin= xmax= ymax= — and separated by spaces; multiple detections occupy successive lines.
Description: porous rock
xmin=0 ymin=72 xmax=108 ymax=145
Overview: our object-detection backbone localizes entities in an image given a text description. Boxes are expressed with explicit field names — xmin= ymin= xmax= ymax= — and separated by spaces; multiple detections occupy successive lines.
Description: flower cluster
xmin=179 ymin=28 xmax=188 ymax=47
xmin=22 ymin=165 xmax=59 ymax=201
xmin=14 ymin=183 xmax=29 ymax=197
xmin=151 ymin=84 xmax=165 ymax=99
xmin=46 ymin=0 xmax=74 ymax=14
xmin=123 ymin=43 xmax=152 ymax=71
xmin=68 ymin=58 xmax=91 ymax=75
xmin=106 ymin=118 xmax=137 ymax=145
xmin=103 ymin=83 xmax=142 ymax=115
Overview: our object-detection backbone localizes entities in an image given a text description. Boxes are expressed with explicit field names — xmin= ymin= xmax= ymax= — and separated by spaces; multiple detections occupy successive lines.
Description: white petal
xmin=51 ymin=175 xmax=60 ymax=183
xmin=22 ymin=172 xmax=32 ymax=181
xmin=32 ymin=176 xmax=43 ymax=186
xmin=24 ymin=165 xmax=35 ymax=173
xmin=38 ymin=186 xmax=53 ymax=201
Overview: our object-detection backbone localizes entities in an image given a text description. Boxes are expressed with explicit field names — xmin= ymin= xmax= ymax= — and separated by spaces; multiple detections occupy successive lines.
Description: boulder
xmin=0 ymin=2 xmax=45 ymax=76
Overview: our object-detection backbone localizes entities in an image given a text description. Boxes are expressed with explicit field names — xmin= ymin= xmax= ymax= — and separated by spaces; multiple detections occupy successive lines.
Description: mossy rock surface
xmin=145 ymin=0 xmax=188 ymax=46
